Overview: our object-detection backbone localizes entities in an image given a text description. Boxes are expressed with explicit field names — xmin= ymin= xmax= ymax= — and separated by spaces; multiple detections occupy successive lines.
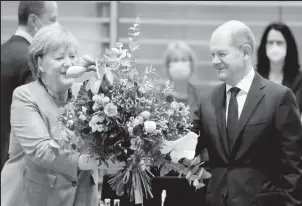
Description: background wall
xmin=1 ymin=1 xmax=302 ymax=85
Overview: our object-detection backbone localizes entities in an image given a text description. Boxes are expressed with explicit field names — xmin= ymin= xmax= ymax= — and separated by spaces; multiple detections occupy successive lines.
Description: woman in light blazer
xmin=0 ymin=24 xmax=123 ymax=206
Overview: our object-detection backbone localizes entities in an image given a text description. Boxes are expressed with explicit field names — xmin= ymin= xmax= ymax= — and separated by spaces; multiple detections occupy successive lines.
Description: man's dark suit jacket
xmin=292 ymin=72 xmax=302 ymax=114
xmin=193 ymin=72 xmax=302 ymax=206
xmin=1 ymin=35 xmax=34 ymax=170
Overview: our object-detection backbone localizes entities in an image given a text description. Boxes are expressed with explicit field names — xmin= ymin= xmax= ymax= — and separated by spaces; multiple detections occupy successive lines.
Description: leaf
xmin=49 ymin=139 xmax=61 ymax=148
xmin=160 ymin=165 xmax=170 ymax=176
xmin=106 ymin=48 xmax=112 ymax=55
xmin=90 ymin=79 xmax=102 ymax=95
xmin=190 ymin=165 xmax=200 ymax=176
xmin=104 ymin=69 xmax=114 ymax=85
xmin=128 ymin=32 xmax=140 ymax=37
xmin=112 ymin=48 xmax=121 ymax=54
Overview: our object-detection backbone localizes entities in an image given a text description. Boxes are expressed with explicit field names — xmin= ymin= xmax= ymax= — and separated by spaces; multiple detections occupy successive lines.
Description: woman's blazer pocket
xmin=23 ymin=167 xmax=57 ymax=206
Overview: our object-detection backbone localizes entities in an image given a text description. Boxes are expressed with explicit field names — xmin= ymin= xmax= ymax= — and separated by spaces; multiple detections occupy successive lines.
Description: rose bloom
xmin=144 ymin=121 xmax=157 ymax=133
xmin=170 ymin=101 xmax=179 ymax=110
xmin=104 ymin=103 xmax=118 ymax=117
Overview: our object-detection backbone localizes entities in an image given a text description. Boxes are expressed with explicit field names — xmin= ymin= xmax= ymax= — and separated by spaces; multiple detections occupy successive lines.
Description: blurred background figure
xmin=163 ymin=40 xmax=199 ymax=119
xmin=1 ymin=1 xmax=58 ymax=171
xmin=257 ymin=22 xmax=300 ymax=89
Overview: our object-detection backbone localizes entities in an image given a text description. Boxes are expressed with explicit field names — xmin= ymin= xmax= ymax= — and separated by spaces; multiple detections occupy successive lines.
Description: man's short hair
xmin=228 ymin=21 xmax=256 ymax=53
xmin=18 ymin=1 xmax=46 ymax=26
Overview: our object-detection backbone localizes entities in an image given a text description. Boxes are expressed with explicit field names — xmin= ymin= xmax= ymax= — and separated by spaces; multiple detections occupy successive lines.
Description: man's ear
xmin=242 ymin=44 xmax=252 ymax=60
xmin=27 ymin=13 xmax=37 ymax=28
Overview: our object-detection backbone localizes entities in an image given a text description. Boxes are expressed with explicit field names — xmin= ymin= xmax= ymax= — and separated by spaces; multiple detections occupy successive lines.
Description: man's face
xmin=210 ymin=30 xmax=245 ymax=86
xmin=35 ymin=1 xmax=58 ymax=30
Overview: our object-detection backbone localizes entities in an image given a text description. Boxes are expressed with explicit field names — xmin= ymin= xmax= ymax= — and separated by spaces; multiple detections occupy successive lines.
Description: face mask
xmin=168 ymin=61 xmax=192 ymax=80
xmin=266 ymin=45 xmax=286 ymax=63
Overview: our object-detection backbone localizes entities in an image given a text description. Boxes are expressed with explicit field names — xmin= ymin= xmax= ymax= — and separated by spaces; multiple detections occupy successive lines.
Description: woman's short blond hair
xmin=163 ymin=40 xmax=196 ymax=76
xmin=28 ymin=24 xmax=79 ymax=79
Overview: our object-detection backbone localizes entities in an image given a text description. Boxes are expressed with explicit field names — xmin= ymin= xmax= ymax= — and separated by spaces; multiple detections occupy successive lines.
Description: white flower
xmin=170 ymin=101 xmax=178 ymax=110
xmin=138 ymin=116 xmax=144 ymax=124
xmin=103 ymin=96 xmax=110 ymax=104
xmin=92 ymin=103 xmax=100 ymax=111
xmin=79 ymin=114 xmax=86 ymax=121
xmin=138 ymin=87 xmax=146 ymax=94
xmin=104 ymin=103 xmax=118 ymax=117
xmin=67 ymin=120 xmax=74 ymax=127
xmin=144 ymin=121 xmax=157 ymax=133
xmin=128 ymin=127 xmax=133 ymax=133
xmin=140 ymin=111 xmax=151 ymax=120
xmin=82 ymin=106 xmax=87 ymax=114
xmin=133 ymin=118 xmax=140 ymax=127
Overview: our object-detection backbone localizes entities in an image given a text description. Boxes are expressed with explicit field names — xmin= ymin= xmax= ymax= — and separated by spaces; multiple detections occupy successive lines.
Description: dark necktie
xmin=227 ymin=87 xmax=240 ymax=152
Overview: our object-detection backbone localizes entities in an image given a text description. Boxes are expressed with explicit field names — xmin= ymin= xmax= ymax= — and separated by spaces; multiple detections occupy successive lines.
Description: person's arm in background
xmin=275 ymin=88 xmax=302 ymax=206
xmin=291 ymin=72 xmax=302 ymax=115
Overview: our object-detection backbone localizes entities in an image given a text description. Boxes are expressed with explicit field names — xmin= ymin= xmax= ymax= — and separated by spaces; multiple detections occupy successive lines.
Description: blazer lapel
xmin=213 ymin=83 xmax=229 ymax=158
xmin=229 ymin=72 xmax=266 ymax=155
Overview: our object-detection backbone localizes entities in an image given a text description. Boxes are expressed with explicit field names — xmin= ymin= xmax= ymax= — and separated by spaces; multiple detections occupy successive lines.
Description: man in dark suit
xmin=1 ymin=1 xmax=58 ymax=171
xmin=184 ymin=20 xmax=302 ymax=206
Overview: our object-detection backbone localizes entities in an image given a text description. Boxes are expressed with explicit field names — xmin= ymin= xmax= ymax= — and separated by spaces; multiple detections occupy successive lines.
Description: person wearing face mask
xmin=257 ymin=22 xmax=301 ymax=89
xmin=163 ymin=41 xmax=200 ymax=120
xmin=1 ymin=24 xmax=125 ymax=206
xmin=144 ymin=41 xmax=208 ymax=206
xmin=1 ymin=1 xmax=59 ymax=172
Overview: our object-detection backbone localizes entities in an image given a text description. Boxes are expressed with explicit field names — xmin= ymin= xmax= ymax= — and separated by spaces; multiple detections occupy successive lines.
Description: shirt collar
xmin=226 ymin=67 xmax=255 ymax=94
xmin=15 ymin=28 xmax=33 ymax=44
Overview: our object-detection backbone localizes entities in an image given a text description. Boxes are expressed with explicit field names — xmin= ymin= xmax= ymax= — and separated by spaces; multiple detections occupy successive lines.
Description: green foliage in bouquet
xmin=53 ymin=17 xmax=208 ymax=204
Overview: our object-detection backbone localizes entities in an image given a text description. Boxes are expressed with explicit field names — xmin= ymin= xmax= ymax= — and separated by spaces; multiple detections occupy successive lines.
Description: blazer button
xmin=71 ymin=143 xmax=76 ymax=150
xmin=72 ymin=180 xmax=77 ymax=187
xmin=228 ymin=166 xmax=233 ymax=171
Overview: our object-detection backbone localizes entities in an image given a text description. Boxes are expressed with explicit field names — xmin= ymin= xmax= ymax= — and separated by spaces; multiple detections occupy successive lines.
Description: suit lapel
xmin=213 ymin=83 xmax=229 ymax=158
xmin=229 ymin=73 xmax=266 ymax=155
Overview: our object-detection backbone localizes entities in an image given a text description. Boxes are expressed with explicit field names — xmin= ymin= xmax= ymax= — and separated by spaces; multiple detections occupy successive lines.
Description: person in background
xmin=257 ymin=22 xmax=300 ymax=89
xmin=1 ymin=1 xmax=59 ymax=171
xmin=163 ymin=41 xmax=200 ymax=120
xmin=1 ymin=24 xmax=125 ymax=206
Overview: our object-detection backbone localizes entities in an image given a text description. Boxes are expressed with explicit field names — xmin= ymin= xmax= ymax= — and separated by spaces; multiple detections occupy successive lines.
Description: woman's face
xmin=38 ymin=45 xmax=77 ymax=90
xmin=265 ymin=29 xmax=287 ymax=63
xmin=169 ymin=49 xmax=190 ymax=64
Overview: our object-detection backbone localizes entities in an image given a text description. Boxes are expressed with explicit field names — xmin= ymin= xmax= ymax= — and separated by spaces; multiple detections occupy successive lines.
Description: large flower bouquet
xmin=53 ymin=17 xmax=210 ymax=204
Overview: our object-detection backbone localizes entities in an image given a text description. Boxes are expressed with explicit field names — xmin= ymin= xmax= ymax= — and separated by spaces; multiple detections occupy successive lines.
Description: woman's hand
xmin=99 ymin=158 xmax=126 ymax=175
xmin=77 ymin=154 xmax=100 ymax=170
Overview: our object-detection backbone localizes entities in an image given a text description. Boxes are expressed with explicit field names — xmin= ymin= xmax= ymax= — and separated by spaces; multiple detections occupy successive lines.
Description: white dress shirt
xmin=225 ymin=68 xmax=255 ymax=123
xmin=15 ymin=29 xmax=33 ymax=44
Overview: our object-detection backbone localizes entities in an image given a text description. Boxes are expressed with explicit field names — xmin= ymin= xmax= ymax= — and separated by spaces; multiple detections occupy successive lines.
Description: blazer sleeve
xmin=275 ymin=88 xmax=302 ymax=206
xmin=11 ymin=87 xmax=81 ymax=179
xmin=191 ymin=100 xmax=208 ymax=158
